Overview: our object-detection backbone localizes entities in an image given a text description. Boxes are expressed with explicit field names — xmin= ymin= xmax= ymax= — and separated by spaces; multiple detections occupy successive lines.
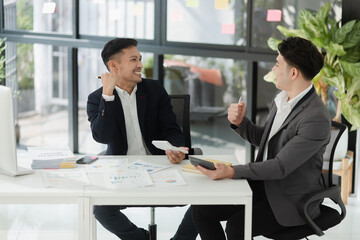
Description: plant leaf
xmin=341 ymin=101 xmax=360 ymax=131
xmin=298 ymin=10 xmax=319 ymax=39
xmin=316 ymin=2 xmax=331 ymax=23
xmin=326 ymin=42 xmax=346 ymax=56
xmin=333 ymin=20 xmax=356 ymax=44
xmin=339 ymin=60 xmax=360 ymax=77
xmin=264 ymin=70 xmax=276 ymax=83
xmin=267 ymin=37 xmax=281 ymax=51
xmin=341 ymin=44 xmax=360 ymax=63
xmin=276 ymin=26 xmax=305 ymax=38
xmin=342 ymin=21 xmax=360 ymax=49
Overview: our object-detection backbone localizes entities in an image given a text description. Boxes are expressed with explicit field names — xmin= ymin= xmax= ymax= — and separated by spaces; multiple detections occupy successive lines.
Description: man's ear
xmin=107 ymin=60 xmax=117 ymax=72
xmin=290 ymin=67 xmax=299 ymax=80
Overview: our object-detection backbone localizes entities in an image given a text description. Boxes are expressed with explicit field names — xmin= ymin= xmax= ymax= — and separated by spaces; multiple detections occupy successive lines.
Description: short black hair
xmin=278 ymin=37 xmax=324 ymax=81
xmin=101 ymin=38 xmax=138 ymax=69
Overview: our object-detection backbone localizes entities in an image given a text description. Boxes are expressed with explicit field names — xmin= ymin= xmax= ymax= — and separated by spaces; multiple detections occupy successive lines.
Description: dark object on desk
xmin=264 ymin=121 xmax=347 ymax=240
xmin=76 ymin=156 xmax=98 ymax=164
xmin=189 ymin=156 xmax=216 ymax=170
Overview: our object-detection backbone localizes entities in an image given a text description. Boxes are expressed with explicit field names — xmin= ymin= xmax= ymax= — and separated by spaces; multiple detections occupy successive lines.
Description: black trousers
xmin=192 ymin=181 xmax=287 ymax=240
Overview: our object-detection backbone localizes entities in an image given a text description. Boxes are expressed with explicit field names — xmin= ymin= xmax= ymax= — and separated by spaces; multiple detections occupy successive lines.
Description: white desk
xmin=84 ymin=155 xmax=253 ymax=240
xmin=0 ymin=155 xmax=252 ymax=240
xmin=0 ymin=171 xmax=86 ymax=240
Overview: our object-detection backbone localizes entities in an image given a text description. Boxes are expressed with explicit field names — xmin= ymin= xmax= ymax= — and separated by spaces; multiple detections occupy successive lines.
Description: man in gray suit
xmin=192 ymin=37 xmax=331 ymax=240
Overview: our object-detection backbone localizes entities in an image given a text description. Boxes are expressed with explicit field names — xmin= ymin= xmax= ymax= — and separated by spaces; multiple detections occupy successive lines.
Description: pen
xmin=238 ymin=96 xmax=242 ymax=104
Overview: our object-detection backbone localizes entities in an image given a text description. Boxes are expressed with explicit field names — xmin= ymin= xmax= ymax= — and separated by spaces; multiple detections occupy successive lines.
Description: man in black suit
xmin=192 ymin=37 xmax=331 ymax=240
xmin=87 ymin=38 xmax=197 ymax=240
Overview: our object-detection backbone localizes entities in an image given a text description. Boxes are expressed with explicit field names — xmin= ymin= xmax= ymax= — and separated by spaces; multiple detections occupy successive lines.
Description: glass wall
xmin=0 ymin=0 xmax=344 ymax=156
xmin=256 ymin=61 xmax=277 ymax=126
xmin=164 ymin=54 xmax=247 ymax=154
xmin=5 ymin=42 xmax=69 ymax=147
xmin=167 ymin=0 xmax=247 ymax=45
xmin=252 ymin=0 xmax=342 ymax=48
xmin=79 ymin=0 xmax=155 ymax=39
xmin=4 ymin=0 xmax=72 ymax=34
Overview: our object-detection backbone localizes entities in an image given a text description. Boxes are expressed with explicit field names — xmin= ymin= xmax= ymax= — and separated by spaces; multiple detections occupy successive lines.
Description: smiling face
xmin=109 ymin=46 xmax=143 ymax=88
xmin=272 ymin=53 xmax=292 ymax=91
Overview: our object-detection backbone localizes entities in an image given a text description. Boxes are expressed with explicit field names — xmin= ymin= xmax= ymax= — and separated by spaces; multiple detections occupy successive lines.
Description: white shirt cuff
xmin=102 ymin=94 xmax=115 ymax=102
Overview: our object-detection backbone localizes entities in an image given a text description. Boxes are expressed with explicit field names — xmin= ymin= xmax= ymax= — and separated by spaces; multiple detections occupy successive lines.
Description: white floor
xmin=0 ymin=195 xmax=359 ymax=240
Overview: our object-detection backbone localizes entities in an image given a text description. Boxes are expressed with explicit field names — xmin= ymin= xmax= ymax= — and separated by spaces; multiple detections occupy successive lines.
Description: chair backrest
xmin=169 ymin=94 xmax=191 ymax=150
xmin=326 ymin=121 xmax=347 ymax=187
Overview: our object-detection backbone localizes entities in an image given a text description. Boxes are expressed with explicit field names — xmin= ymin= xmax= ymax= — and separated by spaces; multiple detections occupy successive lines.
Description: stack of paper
xmin=182 ymin=158 xmax=232 ymax=174
xmin=28 ymin=146 xmax=76 ymax=169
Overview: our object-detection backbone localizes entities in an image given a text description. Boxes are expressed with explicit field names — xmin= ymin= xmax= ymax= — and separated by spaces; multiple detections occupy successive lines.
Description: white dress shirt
xmin=102 ymin=85 xmax=148 ymax=155
xmin=262 ymin=84 xmax=313 ymax=161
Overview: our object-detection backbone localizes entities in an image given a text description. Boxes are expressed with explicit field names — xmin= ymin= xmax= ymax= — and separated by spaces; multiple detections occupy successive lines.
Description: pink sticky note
xmin=267 ymin=9 xmax=282 ymax=22
xmin=221 ymin=23 xmax=235 ymax=35
xmin=170 ymin=10 xmax=183 ymax=22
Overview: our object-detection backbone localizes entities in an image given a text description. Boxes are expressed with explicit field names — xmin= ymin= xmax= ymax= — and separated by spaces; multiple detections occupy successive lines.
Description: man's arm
xmin=87 ymin=89 xmax=118 ymax=144
xmin=232 ymin=114 xmax=330 ymax=180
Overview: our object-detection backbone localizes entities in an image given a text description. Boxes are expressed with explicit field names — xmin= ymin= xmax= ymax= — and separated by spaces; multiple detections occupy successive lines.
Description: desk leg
xmin=244 ymin=198 xmax=252 ymax=240
xmin=91 ymin=210 xmax=97 ymax=240
xmin=79 ymin=197 xmax=91 ymax=240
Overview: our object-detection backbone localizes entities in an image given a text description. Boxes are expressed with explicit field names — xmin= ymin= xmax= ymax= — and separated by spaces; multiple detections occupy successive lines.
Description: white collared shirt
xmin=262 ymin=84 xmax=313 ymax=161
xmin=102 ymin=85 xmax=148 ymax=155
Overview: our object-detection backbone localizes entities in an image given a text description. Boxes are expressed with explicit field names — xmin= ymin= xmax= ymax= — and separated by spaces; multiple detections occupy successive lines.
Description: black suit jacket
xmin=87 ymin=78 xmax=184 ymax=155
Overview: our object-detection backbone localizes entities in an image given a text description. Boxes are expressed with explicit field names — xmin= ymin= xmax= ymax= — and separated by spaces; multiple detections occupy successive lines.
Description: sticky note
xmin=186 ymin=0 xmax=199 ymax=8
xmin=221 ymin=23 xmax=235 ymax=35
xmin=267 ymin=9 xmax=282 ymax=22
xmin=170 ymin=10 xmax=184 ymax=22
xmin=215 ymin=0 xmax=229 ymax=9
xmin=42 ymin=2 xmax=56 ymax=14
xmin=132 ymin=3 xmax=144 ymax=16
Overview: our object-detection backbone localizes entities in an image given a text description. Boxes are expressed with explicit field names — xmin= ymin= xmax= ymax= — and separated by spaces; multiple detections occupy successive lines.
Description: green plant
xmin=0 ymin=38 xmax=5 ymax=82
xmin=265 ymin=2 xmax=360 ymax=131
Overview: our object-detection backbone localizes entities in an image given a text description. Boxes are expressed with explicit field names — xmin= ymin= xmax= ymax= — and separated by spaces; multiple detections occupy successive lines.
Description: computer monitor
xmin=0 ymin=85 xmax=33 ymax=176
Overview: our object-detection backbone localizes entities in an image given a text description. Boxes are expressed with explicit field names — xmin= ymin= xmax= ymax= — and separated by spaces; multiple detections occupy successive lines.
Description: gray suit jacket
xmin=232 ymin=87 xmax=331 ymax=226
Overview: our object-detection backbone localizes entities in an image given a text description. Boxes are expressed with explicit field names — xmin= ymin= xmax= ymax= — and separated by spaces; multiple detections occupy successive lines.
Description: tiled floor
xmin=0 ymin=195 xmax=359 ymax=240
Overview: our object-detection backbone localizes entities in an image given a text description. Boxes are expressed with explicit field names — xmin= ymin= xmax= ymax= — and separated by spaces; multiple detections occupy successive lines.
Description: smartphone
xmin=76 ymin=156 xmax=99 ymax=164
xmin=189 ymin=156 xmax=216 ymax=170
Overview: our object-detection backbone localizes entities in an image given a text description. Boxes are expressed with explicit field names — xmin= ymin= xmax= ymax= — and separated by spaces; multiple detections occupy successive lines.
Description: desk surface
xmin=85 ymin=155 xmax=252 ymax=205
xmin=0 ymin=154 xmax=253 ymax=240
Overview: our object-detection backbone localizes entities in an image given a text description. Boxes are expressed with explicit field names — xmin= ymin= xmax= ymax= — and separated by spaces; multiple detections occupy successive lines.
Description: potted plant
xmin=0 ymin=38 xmax=5 ymax=82
xmin=264 ymin=2 xmax=360 ymax=131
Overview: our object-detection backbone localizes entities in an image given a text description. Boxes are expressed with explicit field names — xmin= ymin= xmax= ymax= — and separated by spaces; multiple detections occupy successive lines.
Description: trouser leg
xmin=93 ymin=205 xmax=148 ymax=240
xmin=192 ymin=205 xmax=244 ymax=240
xmin=171 ymin=205 xmax=198 ymax=240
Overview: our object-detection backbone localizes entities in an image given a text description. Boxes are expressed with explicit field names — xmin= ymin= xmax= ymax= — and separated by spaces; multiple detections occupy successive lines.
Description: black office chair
xmin=264 ymin=120 xmax=347 ymax=240
xmin=148 ymin=94 xmax=202 ymax=240
xmin=169 ymin=94 xmax=202 ymax=155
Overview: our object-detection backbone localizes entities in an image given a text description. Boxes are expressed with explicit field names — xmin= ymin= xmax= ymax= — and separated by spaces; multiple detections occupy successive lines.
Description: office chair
xmin=148 ymin=94 xmax=202 ymax=240
xmin=264 ymin=121 xmax=347 ymax=240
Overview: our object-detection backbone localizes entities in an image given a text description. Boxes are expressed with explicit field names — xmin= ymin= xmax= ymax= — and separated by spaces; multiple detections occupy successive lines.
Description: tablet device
xmin=76 ymin=156 xmax=98 ymax=164
xmin=189 ymin=156 xmax=216 ymax=170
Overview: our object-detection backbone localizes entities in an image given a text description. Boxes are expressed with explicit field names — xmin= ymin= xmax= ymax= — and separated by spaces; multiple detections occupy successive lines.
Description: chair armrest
xmin=300 ymin=185 xmax=346 ymax=236
xmin=193 ymin=147 xmax=203 ymax=155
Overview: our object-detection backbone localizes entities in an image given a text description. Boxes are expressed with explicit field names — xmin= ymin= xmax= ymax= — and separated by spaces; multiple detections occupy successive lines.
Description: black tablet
xmin=189 ymin=156 xmax=216 ymax=170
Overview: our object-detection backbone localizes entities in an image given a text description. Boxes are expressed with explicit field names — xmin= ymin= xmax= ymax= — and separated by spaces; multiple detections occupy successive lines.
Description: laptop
xmin=0 ymin=85 xmax=33 ymax=176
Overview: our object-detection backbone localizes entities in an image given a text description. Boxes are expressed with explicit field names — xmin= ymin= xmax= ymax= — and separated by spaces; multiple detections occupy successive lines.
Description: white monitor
xmin=0 ymin=85 xmax=33 ymax=176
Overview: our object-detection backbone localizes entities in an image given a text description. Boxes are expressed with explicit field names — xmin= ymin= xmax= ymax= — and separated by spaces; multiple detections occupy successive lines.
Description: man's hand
xmin=101 ymin=71 xmax=118 ymax=96
xmin=166 ymin=147 xmax=189 ymax=164
xmin=195 ymin=163 xmax=234 ymax=180
xmin=227 ymin=102 xmax=246 ymax=127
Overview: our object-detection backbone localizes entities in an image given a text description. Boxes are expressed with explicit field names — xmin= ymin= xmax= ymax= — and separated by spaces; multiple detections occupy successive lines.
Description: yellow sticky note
xmin=215 ymin=0 xmax=229 ymax=9
xmin=186 ymin=0 xmax=199 ymax=8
